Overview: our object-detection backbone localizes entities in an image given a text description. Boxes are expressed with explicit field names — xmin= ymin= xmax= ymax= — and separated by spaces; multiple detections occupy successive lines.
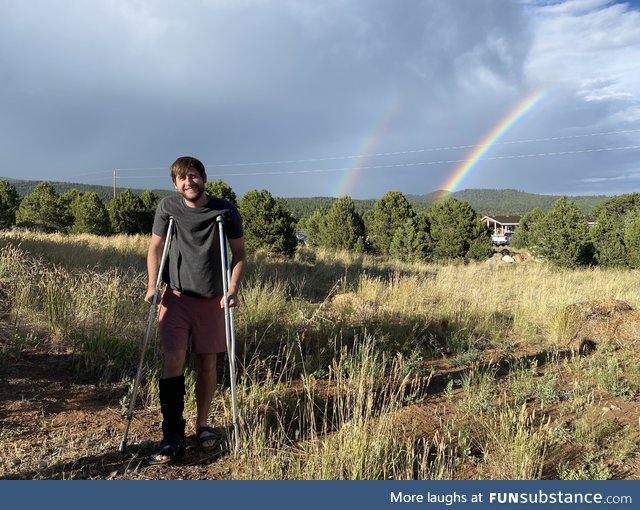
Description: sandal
xmin=196 ymin=426 xmax=222 ymax=452
xmin=148 ymin=433 xmax=186 ymax=465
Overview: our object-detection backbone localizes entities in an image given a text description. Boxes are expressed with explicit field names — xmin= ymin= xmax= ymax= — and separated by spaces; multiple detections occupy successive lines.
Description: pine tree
xmin=427 ymin=198 xmax=490 ymax=260
xmin=531 ymin=196 xmax=593 ymax=268
xmin=205 ymin=180 xmax=237 ymax=205
xmin=70 ymin=192 xmax=111 ymax=235
xmin=390 ymin=213 xmax=432 ymax=262
xmin=0 ymin=180 xmax=20 ymax=229
xmin=367 ymin=191 xmax=415 ymax=255
xmin=510 ymin=207 xmax=544 ymax=249
xmin=238 ymin=190 xmax=297 ymax=256
xmin=109 ymin=189 xmax=147 ymax=235
xmin=15 ymin=182 xmax=67 ymax=233
xmin=140 ymin=190 xmax=159 ymax=234
xmin=591 ymin=209 xmax=627 ymax=267
xmin=624 ymin=210 xmax=640 ymax=268
xmin=301 ymin=207 xmax=328 ymax=246
xmin=318 ymin=196 xmax=365 ymax=252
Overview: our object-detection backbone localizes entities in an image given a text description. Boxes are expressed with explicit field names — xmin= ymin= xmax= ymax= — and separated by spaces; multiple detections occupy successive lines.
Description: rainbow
xmin=334 ymin=96 xmax=403 ymax=197
xmin=437 ymin=90 xmax=546 ymax=200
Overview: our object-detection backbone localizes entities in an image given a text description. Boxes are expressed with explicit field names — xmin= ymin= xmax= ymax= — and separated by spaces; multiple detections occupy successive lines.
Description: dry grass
xmin=1 ymin=230 xmax=639 ymax=479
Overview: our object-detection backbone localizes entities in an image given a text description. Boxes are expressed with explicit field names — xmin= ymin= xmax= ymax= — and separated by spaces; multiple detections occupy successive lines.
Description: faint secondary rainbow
xmin=334 ymin=96 xmax=403 ymax=197
xmin=437 ymin=90 xmax=546 ymax=200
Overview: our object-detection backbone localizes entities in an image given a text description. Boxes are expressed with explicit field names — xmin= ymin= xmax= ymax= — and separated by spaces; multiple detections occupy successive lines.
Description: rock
xmin=502 ymin=255 xmax=515 ymax=263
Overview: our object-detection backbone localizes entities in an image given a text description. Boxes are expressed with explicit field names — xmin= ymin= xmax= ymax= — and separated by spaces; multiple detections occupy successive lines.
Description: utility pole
xmin=113 ymin=169 xmax=117 ymax=199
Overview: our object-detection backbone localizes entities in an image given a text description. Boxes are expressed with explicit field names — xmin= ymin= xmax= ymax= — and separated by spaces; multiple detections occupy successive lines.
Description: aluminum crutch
xmin=119 ymin=216 xmax=174 ymax=454
xmin=216 ymin=215 xmax=240 ymax=453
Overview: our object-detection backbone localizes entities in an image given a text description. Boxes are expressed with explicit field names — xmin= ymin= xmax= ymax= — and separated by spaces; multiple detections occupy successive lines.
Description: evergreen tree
xmin=15 ymin=182 xmax=68 ymax=233
xmin=624 ymin=210 xmax=640 ymax=268
xmin=0 ymin=180 xmax=20 ymax=229
xmin=238 ymin=189 xmax=297 ymax=256
xmin=205 ymin=180 xmax=237 ymax=205
xmin=531 ymin=196 xmax=593 ymax=268
xmin=140 ymin=190 xmax=159 ymax=234
xmin=590 ymin=209 xmax=627 ymax=267
xmin=59 ymin=189 xmax=81 ymax=232
xmin=70 ymin=192 xmax=111 ymax=235
xmin=367 ymin=191 xmax=415 ymax=255
xmin=427 ymin=198 xmax=490 ymax=260
xmin=390 ymin=213 xmax=432 ymax=262
xmin=510 ymin=207 xmax=544 ymax=249
xmin=590 ymin=193 xmax=640 ymax=220
xmin=318 ymin=196 xmax=365 ymax=252
xmin=301 ymin=207 xmax=328 ymax=246
xmin=109 ymin=189 xmax=147 ymax=235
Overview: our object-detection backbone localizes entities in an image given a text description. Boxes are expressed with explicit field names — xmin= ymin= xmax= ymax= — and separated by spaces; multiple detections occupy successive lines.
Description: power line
xmin=56 ymin=127 xmax=640 ymax=181
xmin=107 ymin=145 xmax=640 ymax=179
xmin=204 ymin=128 xmax=640 ymax=168
xmin=208 ymin=145 xmax=640 ymax=177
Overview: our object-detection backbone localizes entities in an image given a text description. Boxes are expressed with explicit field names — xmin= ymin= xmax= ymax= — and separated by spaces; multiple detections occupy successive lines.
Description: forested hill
xmin=1 ymin=177 xmax=172 ymax=204
xmin=285 ymin=189 xmax=608 ymax=218
xmin=2 ymin=176 xmax=609 ymax=218
xmin=407 ymin=189 xmax=608 ymax=216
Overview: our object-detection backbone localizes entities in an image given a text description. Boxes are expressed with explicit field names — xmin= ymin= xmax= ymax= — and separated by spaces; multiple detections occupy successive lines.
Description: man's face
xmin=175 ymin=169 xmax=206 ymax=203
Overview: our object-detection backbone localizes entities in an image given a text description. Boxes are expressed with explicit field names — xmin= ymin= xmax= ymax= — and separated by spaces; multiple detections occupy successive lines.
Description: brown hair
xmin=170 ymin=156 xmax=207 ymax=183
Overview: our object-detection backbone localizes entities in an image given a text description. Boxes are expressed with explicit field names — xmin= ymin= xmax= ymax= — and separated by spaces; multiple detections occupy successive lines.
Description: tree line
xmin=3 ymin=178 xmax=639 ymax=268
xmin=0 ymin=179 xmax=494 ymax=262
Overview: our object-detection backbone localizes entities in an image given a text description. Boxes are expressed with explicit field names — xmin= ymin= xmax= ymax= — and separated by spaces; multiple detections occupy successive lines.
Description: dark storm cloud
xmin=0 ymin=0 xmax=638 ymax=197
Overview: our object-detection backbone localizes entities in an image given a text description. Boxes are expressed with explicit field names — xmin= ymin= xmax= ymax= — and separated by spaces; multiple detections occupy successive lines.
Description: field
xmin=0 ymin=231 xmax=639 ymax=480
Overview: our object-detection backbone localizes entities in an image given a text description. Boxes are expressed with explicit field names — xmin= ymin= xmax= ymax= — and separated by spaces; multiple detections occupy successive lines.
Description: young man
xmin=146 ymin=156 xmax=246 ymax=465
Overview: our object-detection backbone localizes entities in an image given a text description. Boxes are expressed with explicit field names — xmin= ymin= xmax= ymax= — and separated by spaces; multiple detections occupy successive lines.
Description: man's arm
xmin=145 ymin=233 xmax=165 ymax=303
xmin=222 ymin=236 xmax=246 ymax=308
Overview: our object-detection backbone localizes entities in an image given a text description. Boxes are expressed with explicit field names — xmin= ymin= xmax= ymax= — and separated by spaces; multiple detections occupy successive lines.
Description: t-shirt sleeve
xmin=152 ymin=198 xmax=171 ymax=237
xmin=226 ymin=204 xmax=244 ymax=239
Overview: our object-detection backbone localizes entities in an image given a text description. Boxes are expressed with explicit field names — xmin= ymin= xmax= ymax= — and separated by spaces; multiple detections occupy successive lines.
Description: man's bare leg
xmin=194 ymin=353 xmax=219 ymax=449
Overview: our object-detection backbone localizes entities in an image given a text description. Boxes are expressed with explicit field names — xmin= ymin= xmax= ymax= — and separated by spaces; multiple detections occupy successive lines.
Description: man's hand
xmin=145 ymin=288 xmax=159 ymax=304
xmin=220 ymin=290 xmax=238 ymax=309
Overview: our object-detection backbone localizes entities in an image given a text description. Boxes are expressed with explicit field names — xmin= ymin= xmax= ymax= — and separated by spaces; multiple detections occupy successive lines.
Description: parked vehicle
xmin=492 ymin=232 xmax=512 ymax=246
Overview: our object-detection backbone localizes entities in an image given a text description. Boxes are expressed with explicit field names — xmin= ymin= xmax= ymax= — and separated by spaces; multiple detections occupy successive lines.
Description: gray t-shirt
xmin=152 ymin=194 xmax=243 ymax=298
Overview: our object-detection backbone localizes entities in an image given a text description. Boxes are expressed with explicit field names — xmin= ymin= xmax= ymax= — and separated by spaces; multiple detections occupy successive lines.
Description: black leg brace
xmin=159 ymin=374 xmax=186 ymax=438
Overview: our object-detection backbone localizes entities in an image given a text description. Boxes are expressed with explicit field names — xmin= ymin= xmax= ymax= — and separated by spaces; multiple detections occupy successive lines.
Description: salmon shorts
xmin=158 ymin=288 xmax=227 ymax=354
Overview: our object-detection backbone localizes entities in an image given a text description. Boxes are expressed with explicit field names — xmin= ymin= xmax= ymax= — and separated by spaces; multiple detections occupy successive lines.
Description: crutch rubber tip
xmin=118 ymin=441 xmax=127 ymax=455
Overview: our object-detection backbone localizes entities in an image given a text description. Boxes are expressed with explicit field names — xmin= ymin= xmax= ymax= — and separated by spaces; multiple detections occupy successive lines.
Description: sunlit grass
xmin=1 ymin=230 xmax=639 ymax=479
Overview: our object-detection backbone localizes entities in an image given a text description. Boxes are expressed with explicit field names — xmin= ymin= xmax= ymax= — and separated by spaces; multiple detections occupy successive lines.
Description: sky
xmin=1 ymin=0 xmax=639 ymax=199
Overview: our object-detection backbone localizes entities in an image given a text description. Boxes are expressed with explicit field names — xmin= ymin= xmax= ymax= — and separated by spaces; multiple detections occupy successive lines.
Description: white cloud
xmin=525 ymin=0 xmax=640 ymax=125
